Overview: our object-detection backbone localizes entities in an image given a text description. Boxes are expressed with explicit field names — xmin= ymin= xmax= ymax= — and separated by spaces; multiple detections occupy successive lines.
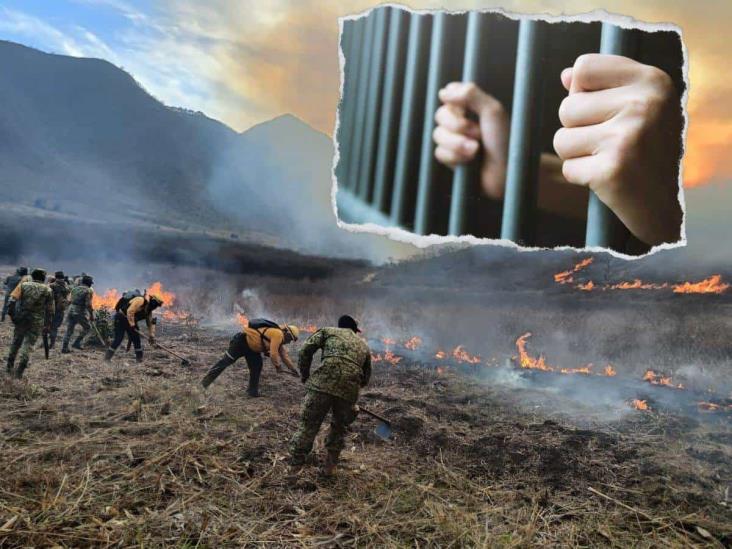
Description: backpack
xmin=247 ymin=318 xmax=281 ymax=354
xmin=115 ymin=289 xmax=144 ymax=313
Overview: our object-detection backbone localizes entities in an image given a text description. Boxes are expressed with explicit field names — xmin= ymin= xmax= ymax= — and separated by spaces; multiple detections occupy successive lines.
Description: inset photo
xmin=334 ymin=7 xmax=686 ymax=255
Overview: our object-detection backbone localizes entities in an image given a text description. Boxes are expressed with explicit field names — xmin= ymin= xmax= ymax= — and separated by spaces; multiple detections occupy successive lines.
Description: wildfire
xmin=631 ymin=399 xmax=649 ymax=411
xmin=604 ymin=365 xmax=617 ymax=377
xmin=560 ymin=365 xmax=593 ymax=375
xmin=553 ymin=259 xmax=729 ymax=295
xmin=698 ymin=402 xmax=720 ymax=412
xmin=372 ymin=350 xmax=402 ymax=366
xmin=673 ymin=275 xmax=730 ymax=294
xmin=554 ymin=257 xmax=594 ymax=285
xmin=303 ymin=324 xmax=317 ymax=333
xmin=404 ymin=336 xmax=422 ymax=351
xmin=382 ymin=337 xmax=396 ymax=346
xmin=515 ymin=333 xmax=553 ymax=371
xmin=451 ymin=345 xmax=481 ymax=364
xmin=147 ymin=281 xmax=176 ymax=308
xmin=435 ymin=350 xmax=447 ymax=360
xmin=643 ymin=370 xmax=684 ymax=389
xmin=92 ymin=288 xmax=122 ymax=310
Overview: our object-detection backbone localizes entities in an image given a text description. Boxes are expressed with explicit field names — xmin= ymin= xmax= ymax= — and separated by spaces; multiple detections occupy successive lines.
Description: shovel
xmin=357 ymin=405 xmax=393 ymax=440
xmin=133 ymin=329 xmax=192 ymax=367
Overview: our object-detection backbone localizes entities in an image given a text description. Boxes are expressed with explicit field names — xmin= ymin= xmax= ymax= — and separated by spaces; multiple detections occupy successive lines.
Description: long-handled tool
xmin=285 ymin=375 xmax=393 ymax=440
xmin=133 ymin=329 xmax=192 ymax=367
xmin=356 ymin=405 xmax=393 ymax=440
xmin=90 ymin=318 xmax=110 ymax=348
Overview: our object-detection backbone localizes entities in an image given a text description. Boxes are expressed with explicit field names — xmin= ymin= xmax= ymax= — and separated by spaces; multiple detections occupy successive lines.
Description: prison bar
xmin=448 ymin=12 xmax=490 ymax=236
xmin=344 ymin=13 xmax=376 ymax=191
xmin=389 ymin=13 xmax=432 ymax=227
xmin=584 ymin=23 xmax=636 ymax=249
xmin=337 ymin=8 xmax=675 ymax=253
xmin=372 ymin=9 xmax=410 ymax=212
xmin=500 ymin=19 xmax=546 ymax=245
xmin=413 ymin=13 xmax=465 ymax=235
xmin=355 ymin=8 xmax=390 ymax=202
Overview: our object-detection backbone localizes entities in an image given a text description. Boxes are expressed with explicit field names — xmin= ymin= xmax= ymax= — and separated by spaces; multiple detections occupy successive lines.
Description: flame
xmin=554 ymin=257 xmax=594 ymax=285
xmin=451 ymin=345 xmax=481 ymax=364
xmin=672 ymin=275 xmax=730 ymax=294
xmin=434 ymin=350 xmax=447 ymax=360
xmin=643 ymin=370 xmax=684 ymax=389
xmin=371 ymin=351 xmax=402 ymax=366
xmin=382 ymin=337 xmax=396 ymax=346
xmin=303 ymin=324 xmax=317 ymax=333
xmin=698 ymin=402 xmax=720 ymax=411
xmin=632 ymin=399 xmax=649 ymax=411
xmin=515 ymin=333 xmax=553 ymax=371
xmin=92 ymin=288 xmax=122 ymax=310
xmin=404 ymin=336 xmax=422 ymax=351
xmin=384 ymin=350 xmax=402 ymax=365
xmin=553 ymin=259 xmax=729 ymax=295
xmin=604 ymin=365 xmax=617 ymax=377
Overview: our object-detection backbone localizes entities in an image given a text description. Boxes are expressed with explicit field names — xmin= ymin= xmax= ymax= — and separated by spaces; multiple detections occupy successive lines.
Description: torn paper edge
xmin=330 ymin=4 xmax=689 ymax=261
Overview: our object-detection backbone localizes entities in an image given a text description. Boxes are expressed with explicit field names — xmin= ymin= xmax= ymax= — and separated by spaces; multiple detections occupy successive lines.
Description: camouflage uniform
xmin=290 ymin=327 xmax=372 ymax=465
xmin=62 ymin=285 xmax=94 ymax=351
xmin=6 ymin=281 xmax=54 ymax=378
xmin=49 ymin=278 xmax=70 ymax=348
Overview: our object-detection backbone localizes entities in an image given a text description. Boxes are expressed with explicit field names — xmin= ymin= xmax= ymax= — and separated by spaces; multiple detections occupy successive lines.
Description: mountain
xmin=0 ymin=40 xmax=414 ymax=262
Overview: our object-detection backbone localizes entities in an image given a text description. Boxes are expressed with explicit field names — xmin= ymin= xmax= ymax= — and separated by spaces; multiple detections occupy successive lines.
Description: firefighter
xmin=61 ymin=275 xmax=95 ymax=353
xmin=289 ymin=315 xmax=371 ymax=476
xmin=49 ymin=271 xmax=71 ymax=349
xmin=5 ymin=268 xmax=54 ymax=379
xmin=2 ymin=267 xmax=29 ymax=322
xmin=201 ymin=320 xmax=300 ymax=397
xmin=104 ymin=292 xmax=163 ymax=363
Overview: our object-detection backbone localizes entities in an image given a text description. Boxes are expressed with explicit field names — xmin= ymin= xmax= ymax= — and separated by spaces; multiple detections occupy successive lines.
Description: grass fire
xmin=0 ymin=260 xmax=730 ymax=546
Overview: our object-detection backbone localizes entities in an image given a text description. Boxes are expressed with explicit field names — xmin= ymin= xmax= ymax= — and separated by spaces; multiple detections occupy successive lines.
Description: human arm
xmin=279 ymin=345 xmax=298 ymax=374
xmin=361 ymin=352 xmax=372 ymax=388
xmin=298 ymin=330 xmax=325 ymax=383
xmin=433 ymin=55 xmax=682 ymax=246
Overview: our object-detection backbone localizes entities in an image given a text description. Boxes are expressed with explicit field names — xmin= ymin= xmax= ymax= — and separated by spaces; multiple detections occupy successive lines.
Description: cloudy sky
xmin=0 ymin=0 xmax=730 ymax=188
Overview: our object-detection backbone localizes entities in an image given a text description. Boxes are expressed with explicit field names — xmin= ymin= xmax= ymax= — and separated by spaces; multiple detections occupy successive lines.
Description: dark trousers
xmin=202 ymin=333 xmax=263 ymax=396
xmin=49 ymin=308 xmax=66 ymax=347
xmin=109 ymin=312 xmax=142 ymax=359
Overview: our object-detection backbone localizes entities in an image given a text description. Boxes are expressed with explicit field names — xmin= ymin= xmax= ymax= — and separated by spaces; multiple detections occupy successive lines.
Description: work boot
xmin=104 ymin=349 xmax=114 ymax=362
xmin=61 ymin=342 xmax=71 ymax=354
xmin=72 ymin=337 xmax=84 ymax=350
xmin=321 ymin=452 xmax=339 ymax=477
xmin=134 ymin=350 xmax=143 ymax=363
xmin=5 ymin=358 xmax=13 ymax=376
xmin=247 ymin=390 xmax=261 ymax=398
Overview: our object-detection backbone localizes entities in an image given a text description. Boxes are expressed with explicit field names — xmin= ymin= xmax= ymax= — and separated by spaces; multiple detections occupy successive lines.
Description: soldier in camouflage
xmin=289 ymin=315 xmax=372 ymax=476
xmin=2 ymin=267 xmax=29 ymax=322
xmin=5 ymin=268 xmax=54 ymax=379
xmin=61 ymin=275 xmax=95 ymax=353
xmin=48 ymin=271 xmax=70 ymax=349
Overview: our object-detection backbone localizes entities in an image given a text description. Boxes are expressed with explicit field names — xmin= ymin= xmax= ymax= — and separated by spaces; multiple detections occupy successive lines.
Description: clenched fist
xmin=434 ymin=54 xmax=683 ymax=247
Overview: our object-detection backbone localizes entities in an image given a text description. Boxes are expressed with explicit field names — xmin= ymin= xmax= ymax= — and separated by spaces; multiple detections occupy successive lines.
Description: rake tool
xmin=133 ymin=329 xmax=192 ymax=367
